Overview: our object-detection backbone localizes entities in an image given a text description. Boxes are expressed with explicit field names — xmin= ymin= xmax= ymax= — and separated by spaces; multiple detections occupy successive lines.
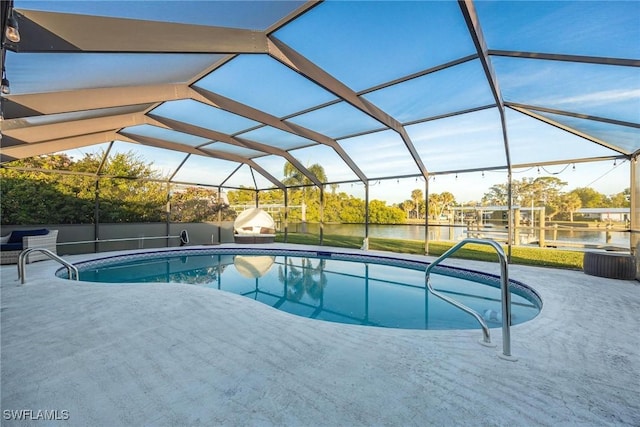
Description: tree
xmin=282 ymin=162 xmax=327 ymax=222
xmin=2 ymin=151 xmax=185 ymax=224
xmin=0 ymin=154 xmax=97 ymax=224
xmin=399 ymin=199 xmax=415 ymax=219
xmin=338 ymin=193 xmax=366 ymax=223
xmin=482 ymin=179 xmax=533 ymax=206
xmin=558 ymin=193 xmax=582 ymax=222
xmin=609 ymin=188 xmax=630 ymax=208
xmin=170 ymin=186 xmax=235 ymax=222
xmin=568 ymin=187 xmax=607 ymax=208
xmin=278 ymin=258 xmax=327 ymax=302
xmin=482 ymin=176 xmax=567 ymax=209
xmin=429 ymin=192 xmax=455 ymax=219
xmin=94 ymin=152 xmax=166 ymax=222
xmin=283 ymin=162 xmax=327 ymax=191
xmin=227 ymin=187 xmax=257 ymax=205
xmin=410 ymin=189 xmax=423 ymax=219
xmin=482 ymin=183 xmax=509 ymax=206
xmin=368 ymin=200 xmax=405 ymax=224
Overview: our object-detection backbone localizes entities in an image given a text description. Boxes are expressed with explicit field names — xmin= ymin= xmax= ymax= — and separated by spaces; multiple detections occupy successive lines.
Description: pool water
xmin=71 ymin=250 xmax=541 ymax=330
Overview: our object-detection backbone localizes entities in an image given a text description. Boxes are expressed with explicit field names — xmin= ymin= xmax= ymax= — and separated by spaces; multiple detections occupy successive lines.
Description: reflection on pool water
xmin=66 ymin=249 xmax=542 ymax=330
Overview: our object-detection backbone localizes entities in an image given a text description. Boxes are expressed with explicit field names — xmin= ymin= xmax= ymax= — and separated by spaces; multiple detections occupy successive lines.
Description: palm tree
xmin=400 ymin=199 xmax=415 ymax=219
xmin=432 ymin=191 xmax=455 ymax=219
xmin=283 ymin=162 xmax=328 ymax=222
xmin=283 ymin=162 xmax=304 ymax=187
xmin=411 ymin=189 xmax=423 ymax=219
xmin=283 ymin=162 xmax=327 ymax=189
xmin=278 ymin=257 xmax=327 ymax=302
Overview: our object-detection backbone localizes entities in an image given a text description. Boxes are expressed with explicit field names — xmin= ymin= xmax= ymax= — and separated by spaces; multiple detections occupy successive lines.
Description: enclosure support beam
xmin=3 ymin=111 xmax=149 ymax=145
xmin=165 ymin=182 xmax=171 ymax=247
xmin=425 ymin=177 xmax=430 ymax=256
xmin=93 ymin=179 xmax=100 ymax=254
xmin=0 ymin=131 xmax=121 ymax=161
xmin=505 ymin=102 xmax=640 ymax=130
xmin=94 ymin=142 xmax=114 ymax=254
xmin=3 ymin=83 xmax=191 ymax=118
xmin=631 ymin=155 xmax=639 ymax=279
xmin=284 ymin=189 xmax=289 ymax=243
xmin=218 ymin=186 xmax=223 ymax=245
xmin=365 ymin=182 xmax=370 ymax=244
xmin=507 ymin=170 xmax=513 ymax=262
xmin=149 ymin=114 xmax=324 ymax=188
xmin=267 ymin=37 xmax=426 ymax=180
xmin=509 ymin=105 xmax=629 ymax=155
xmin=320 ymin=187 xmax=324 ymax=246
xmin=191 ymin=86 xmax=368 ymax=184
xmin=119 ymin=131 xmax=286 ymax=190
xmin=10 ymin=9 xmax=269 ymax=53
xmin=459 ymin=0 xmax=513 ymax=261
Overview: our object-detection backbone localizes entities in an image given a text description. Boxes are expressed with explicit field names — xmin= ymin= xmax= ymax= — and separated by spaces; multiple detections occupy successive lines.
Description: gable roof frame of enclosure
xmin=1 ymin=0 xmax=639 ymax=254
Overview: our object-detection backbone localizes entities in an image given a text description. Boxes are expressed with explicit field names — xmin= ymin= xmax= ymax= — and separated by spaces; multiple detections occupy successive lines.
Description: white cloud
xmin=547 ymin=88 xmax=640 ymax=108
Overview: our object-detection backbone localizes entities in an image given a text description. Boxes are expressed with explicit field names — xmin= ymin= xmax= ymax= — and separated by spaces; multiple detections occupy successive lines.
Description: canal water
xmin=289 ymin=222 xmax=629 ymax=249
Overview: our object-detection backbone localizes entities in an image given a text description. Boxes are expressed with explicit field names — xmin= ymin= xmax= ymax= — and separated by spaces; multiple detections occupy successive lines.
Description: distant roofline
xmin=577 ymin=208 xmax=629 ymax=213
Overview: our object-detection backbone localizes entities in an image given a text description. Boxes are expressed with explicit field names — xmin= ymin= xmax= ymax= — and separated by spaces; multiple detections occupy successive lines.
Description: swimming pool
xmin=60 ymin=247 xmax=542 ymax=330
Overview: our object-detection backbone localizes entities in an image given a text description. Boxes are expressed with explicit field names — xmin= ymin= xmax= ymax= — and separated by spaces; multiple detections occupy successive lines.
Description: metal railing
xmin=425 ymin=238 xmax=515 ymax=361
xmin=56 ymin=229 xmax=190 ymax=248
xmin=18 ymin=248 xmax=79 ymax=285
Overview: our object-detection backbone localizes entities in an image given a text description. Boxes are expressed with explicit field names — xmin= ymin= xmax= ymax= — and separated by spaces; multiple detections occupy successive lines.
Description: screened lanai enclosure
xmin=1 ymin=1 xmax=639 ymax=259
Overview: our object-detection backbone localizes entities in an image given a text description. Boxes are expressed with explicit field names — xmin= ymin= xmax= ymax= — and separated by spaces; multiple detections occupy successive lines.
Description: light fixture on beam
xmin=5 ymin=9 xmax=20 ymax=43
xmin=1 ymin=68 xmax=9 ymax=95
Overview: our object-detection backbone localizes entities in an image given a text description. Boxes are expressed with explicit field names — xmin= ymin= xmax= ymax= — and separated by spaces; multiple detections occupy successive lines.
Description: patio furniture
xmin=583 ymin=251 xmax=635 ymax=280
xmin=233 ymin=208 xmax=276 ymax=244
xmin=234 ymin=255 xmax=275 ymax=278
xmin=0 ymin=229 xmax=59 ymax=265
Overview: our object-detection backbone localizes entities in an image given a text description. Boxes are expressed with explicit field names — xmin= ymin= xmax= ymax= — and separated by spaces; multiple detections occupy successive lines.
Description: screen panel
xmin=477 ymin=1 xmax=640 ymax=60
xmin=407 ymin=108 xmax=507 ymax=173
xmin=274 ymin=1 xmax=476 ymax=91
xmin=194 ymin=55 xmax=337 ymax=118
xmin=339 ymin=130 xmax=421 ymax=179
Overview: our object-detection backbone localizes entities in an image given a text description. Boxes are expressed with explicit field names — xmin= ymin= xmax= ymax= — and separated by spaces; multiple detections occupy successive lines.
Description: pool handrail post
xmin=426 ymin=273 xmax=493 ymax=346
xmin=18 ymin=248 xmax=79 ymax=285
xmin=497 ymin=244 xmax=515 ymax=360
xmin=424 ymin=238 xmax=516 ymax=361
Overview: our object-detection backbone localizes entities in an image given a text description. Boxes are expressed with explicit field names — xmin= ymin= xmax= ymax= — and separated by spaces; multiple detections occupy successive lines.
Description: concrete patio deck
xmin=1 ymin=244 xmax=639 ymax=426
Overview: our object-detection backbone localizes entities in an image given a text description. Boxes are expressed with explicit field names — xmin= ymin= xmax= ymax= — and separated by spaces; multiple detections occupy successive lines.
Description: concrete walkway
xmin=1 ymin=245 xmax=639 ymax=426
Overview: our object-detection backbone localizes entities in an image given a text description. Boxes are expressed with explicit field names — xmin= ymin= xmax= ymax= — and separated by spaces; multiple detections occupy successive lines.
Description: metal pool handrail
xmin=55 ymin=229 xmax=190 ymax=247
xmin=425 ymin=238 xmax=515 ymax=361
xmin=18 ymin=248 xmax=79 ymax=285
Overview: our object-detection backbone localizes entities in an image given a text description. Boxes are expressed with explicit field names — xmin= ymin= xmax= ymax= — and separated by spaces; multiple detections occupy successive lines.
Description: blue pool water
xmin=63 ymin=248 xmax=542 ymax=330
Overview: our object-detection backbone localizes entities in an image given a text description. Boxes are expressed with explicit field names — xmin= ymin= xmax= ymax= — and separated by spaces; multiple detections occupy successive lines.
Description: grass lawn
xmin=276 ymin=232 xmax=585 ymax=270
